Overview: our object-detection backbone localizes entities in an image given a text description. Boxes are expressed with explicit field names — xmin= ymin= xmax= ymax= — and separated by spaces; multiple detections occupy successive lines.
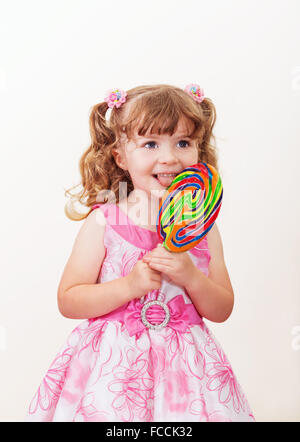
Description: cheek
xmin=127 ymin=155 xmax=153 ymax=178
xmin=181 ymin=148 xmax=199 ymax=166
xmin=134 ymin=151 xmax=155 ymax=170
xmin=192 ymin=146 xmax=200 ymax=163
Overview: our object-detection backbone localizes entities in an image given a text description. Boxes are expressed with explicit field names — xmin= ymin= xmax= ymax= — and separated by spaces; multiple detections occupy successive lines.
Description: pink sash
xmin=97 ymin=295 xmax=203 ymax=337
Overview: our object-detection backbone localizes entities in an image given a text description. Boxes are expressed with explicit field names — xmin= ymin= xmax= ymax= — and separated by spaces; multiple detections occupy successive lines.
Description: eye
xmin=177 ymin=140 xmax=190 ymax=148
xmin=143 ymin=141 xmax=158 ymax=149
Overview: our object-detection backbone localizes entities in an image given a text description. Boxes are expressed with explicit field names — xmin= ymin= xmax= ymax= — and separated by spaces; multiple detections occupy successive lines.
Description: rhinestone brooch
xmin=141 ymin=300 xmax=170 ymax=330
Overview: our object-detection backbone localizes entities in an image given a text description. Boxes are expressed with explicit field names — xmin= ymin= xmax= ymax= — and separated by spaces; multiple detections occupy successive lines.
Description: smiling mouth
xmin=152 ymin=173 xmax=178 ymax=187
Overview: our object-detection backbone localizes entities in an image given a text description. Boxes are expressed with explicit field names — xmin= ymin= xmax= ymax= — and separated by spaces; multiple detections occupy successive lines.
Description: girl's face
xmin=114 ymin=118 xmax=199 ymax=198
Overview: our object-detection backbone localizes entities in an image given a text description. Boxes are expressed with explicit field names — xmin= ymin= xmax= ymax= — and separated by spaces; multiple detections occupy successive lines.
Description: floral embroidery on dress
xmin=26 ymin=203 xmax=255 ymax=422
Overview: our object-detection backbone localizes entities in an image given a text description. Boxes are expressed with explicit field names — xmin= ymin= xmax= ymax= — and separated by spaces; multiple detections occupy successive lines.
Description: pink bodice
xmin=93 ymin=202 xmax=211 ymax=308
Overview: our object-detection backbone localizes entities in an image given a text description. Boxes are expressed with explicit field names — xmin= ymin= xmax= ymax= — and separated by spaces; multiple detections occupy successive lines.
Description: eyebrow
xmin=176 ymin=134 xmax=192 ymax=139
xmin=137 ymin=134 xmax=192 ymax=139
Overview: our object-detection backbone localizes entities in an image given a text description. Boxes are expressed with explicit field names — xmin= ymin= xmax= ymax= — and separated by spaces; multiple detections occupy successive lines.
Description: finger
xmin=151 ymin=278 xmax=161 ymax=285
xmin=148 ymin=261 xmax=172 ymax=272
xmin=152 ymin=246 xmax=173 ymax=256
xmin=149 ymin=268 xmax=162 ymax=277
xmin=149 ymin=256 xmax=174 ymax=264
xmin=150 ymin=252 xmax=173 ymax=260
xmin=150 ymin=272 xmax=162 ymax=280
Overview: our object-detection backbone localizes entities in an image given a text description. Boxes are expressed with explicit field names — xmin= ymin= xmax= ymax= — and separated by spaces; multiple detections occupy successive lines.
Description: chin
xmin=148 ymin=185 xmax=166 ymax=197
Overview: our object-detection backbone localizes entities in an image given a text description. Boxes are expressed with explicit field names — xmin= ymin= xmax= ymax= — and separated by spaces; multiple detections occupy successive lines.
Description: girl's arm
xmin=57 ymin=208 xmax=132 ymax=319
xmin=185 ymin=223 xmax=234 ymax=323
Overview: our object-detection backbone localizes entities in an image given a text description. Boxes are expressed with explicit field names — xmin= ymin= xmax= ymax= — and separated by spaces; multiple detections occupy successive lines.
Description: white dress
xmin=26 ymin=203 xmax=255 ymax=422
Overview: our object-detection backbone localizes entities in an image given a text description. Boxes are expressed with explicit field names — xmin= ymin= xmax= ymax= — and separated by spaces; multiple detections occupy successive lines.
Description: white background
xmin=0 ymin=0 xmax=299 ymax=421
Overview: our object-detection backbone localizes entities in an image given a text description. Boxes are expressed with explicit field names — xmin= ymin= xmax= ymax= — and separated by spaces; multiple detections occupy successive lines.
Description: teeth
xmin=156 ymin=173 xmax=177 ymax=177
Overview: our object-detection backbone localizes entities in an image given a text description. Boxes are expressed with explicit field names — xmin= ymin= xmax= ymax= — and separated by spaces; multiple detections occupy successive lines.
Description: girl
xmin=26 ymin=84 xmax=255 ymax=422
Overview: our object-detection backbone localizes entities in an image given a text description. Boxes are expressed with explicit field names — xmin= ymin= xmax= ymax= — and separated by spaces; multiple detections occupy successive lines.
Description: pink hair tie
xmin=184 ymin=84 xmax=205 ymax=103
xmin=104 ymin=88 xmax=127 ymax=108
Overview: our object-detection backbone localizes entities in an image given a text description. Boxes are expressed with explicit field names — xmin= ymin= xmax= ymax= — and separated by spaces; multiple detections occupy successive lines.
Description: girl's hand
xmin=125 ymin=259 xmax=162 ymax=300
xmin=142 ymin=244 xmax=197 ymax=288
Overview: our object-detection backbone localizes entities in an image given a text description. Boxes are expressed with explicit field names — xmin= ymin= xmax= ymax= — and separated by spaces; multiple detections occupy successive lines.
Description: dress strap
xmin=90 ymin=203 xmax=111 ymax=219
xmin=91 ymin=203 xmax=105 ymax=212
xmin=91 ymin=203 xmax=161 ymax=251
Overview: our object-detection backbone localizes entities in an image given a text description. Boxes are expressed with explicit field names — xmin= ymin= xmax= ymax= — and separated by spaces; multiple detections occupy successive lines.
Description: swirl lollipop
xmin=157 ymin=163 xmax=223 ymax=252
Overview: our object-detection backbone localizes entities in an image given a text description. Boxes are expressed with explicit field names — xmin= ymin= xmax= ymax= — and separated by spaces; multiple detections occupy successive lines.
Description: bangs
xmin=120 ymin=88 xmax=205 ymax=140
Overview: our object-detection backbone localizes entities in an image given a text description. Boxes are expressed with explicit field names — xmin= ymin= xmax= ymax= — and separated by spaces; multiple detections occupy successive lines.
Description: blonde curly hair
xmin=64 ymin=84 xmax=218 ymax=221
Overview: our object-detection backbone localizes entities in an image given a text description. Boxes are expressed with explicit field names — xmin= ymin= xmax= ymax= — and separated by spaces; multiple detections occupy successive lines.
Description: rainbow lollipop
xmin=156 ymin=163 xmax=223 ymax=252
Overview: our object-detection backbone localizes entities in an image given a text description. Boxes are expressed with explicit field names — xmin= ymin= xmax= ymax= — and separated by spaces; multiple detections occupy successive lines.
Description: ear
xmin=112 ymin=147 xmax=128 ymax=172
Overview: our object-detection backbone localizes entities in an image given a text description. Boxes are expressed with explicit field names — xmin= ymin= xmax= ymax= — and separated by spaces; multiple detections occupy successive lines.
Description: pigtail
xmin=198 ymin=98 xmax=219 ymax=171
xmin=64 ymin=102 xmax=133 ymax=221
xmin=89 ymin=102 xmax=116 ymax=148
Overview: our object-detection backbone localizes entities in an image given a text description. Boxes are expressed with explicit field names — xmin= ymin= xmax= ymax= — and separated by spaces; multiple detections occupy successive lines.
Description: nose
xmin=157 ymin=144 xmax=178 ymax=165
